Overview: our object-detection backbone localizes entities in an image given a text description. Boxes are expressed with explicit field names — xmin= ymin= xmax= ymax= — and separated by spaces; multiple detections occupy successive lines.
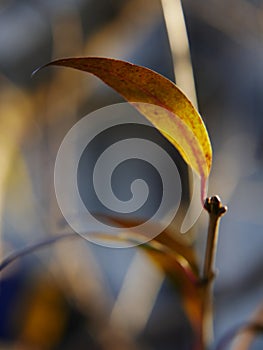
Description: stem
xmin=161 ymin=0 xmax=198 ymax=106
xmin=201 ymin=196 xmax=227 ymax=349
xmin=0 ymin=232 xmax=78 ymax=273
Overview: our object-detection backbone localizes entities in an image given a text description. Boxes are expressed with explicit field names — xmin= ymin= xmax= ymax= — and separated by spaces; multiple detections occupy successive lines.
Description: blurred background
xmin=0 ymin=0 xmax=263 ymax=349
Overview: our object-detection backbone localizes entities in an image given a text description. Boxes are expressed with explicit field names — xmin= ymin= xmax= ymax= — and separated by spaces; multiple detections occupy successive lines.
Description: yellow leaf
xmin=39 ymin=57 xmax=212 ymax=202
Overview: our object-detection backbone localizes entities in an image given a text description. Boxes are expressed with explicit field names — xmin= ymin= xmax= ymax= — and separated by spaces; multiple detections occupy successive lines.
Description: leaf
xmin=37 ymin=57 xmax=212 ymax=202
xmin=141 ymin=240 xmax=203 ymax=336
xmin=216 ymin=302 xmax=263 ymax=350
xmin=91 ymin=229 xmax=203 ymax=343
xmin=104 ymin=215 xmax=199 ymax=274
xmin=215 ymin=322 xmax=263 ymax=350
xmin=87 ymin=216 xmax=203 ymax=343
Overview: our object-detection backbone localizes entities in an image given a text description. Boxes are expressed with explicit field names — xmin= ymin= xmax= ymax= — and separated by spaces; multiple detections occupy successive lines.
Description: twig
xmin=202 ymin=196 xmax=227 ymax=348
xmin=0 ymin=232 xmax=78 ymax=273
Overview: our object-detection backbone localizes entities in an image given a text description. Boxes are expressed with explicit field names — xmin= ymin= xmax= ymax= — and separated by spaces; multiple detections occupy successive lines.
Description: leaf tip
xmin=31 ymin=64 xmax=47 ymax=78
xmin=31 ymin=61 xmax=57 ymax=78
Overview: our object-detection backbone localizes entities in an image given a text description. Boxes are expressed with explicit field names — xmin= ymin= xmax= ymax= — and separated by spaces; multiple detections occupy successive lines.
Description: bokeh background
xmin=0 ymin=0 xmax=263 ymax=349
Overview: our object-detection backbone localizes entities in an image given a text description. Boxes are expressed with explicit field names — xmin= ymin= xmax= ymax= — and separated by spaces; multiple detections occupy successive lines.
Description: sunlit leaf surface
xmin=40 ymin=57 xmax=212 ymax=202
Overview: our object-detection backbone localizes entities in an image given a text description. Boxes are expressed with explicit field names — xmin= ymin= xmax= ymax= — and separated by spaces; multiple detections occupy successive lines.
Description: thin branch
xmin=201 ymin=196 xmax=227 ymax=348
xmin=203 ymin=196 xmax=227 ymax=280
xmin=0 ymin=232 xmax=78 ymax=273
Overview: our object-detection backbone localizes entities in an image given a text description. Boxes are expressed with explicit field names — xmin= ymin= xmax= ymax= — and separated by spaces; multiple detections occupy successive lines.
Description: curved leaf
xmin=85 ymin=216 xmax=203 ymax=343
xmin=215 ymin=322 xmax=263 ymax=350
xmin=89 ymin=230 xmax=203 ymax=344
xmin=103 ymin=215 xmax=199 ymax=274
xmin=217 ymin=301 xmax=263 ymax=350
xmin=38 ymin=57 xmax=212 ymax=202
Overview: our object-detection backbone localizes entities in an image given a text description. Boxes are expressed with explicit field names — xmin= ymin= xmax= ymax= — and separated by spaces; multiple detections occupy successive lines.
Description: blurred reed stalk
xmin=160 ymin=1 xmax=227 ymax=349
